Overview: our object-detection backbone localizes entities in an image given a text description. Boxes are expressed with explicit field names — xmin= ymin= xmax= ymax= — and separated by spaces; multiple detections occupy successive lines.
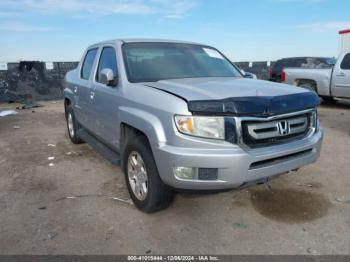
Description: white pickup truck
xmin=282 ymin=51 xmax=350 ymax=102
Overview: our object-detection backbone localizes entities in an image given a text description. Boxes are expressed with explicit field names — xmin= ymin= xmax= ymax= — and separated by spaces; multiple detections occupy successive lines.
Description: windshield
xmin=122 ymin=42 xmax=242 ymax=83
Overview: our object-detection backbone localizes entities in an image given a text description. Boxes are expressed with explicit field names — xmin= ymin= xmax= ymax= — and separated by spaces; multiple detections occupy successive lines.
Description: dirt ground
xmin=0 ymin=100 xmax=349 ymax=255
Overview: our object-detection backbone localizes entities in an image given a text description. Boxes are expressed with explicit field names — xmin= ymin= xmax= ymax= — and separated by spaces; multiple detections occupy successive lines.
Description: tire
xmin=320 ymin=96 xmax=336 ymax=104
xmin=123 ymin=135 xmax=174 ymax=213
xmin=65 ymin=104 xmax=84 ymax=144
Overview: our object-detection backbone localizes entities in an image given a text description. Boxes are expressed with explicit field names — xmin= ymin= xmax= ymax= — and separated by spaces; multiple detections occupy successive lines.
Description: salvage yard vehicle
xmin=282 ymin=52 xmax=350 ymax=102
xmin=64 ymin=39 xmax=323 ymax=212
xmin=269 ymin=57 xmax=335 ymax=83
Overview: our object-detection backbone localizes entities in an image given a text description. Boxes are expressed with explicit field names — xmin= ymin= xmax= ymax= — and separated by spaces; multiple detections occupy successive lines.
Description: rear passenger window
xmin=96 ymin=47 xmax=118 ymax=83
xmin=81 ymin=48 xmax=98 ymax=80
xmin=340 ymin=53 xmax=350 ymax=70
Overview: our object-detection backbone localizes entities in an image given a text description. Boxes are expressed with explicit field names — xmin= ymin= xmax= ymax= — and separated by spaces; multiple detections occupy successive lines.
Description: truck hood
xmin=144 ymin=77 xmax=320 ymax=116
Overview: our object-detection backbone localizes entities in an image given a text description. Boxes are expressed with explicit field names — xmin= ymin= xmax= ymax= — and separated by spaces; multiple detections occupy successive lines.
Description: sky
xmin=0 ymin=0 xmax=349 ymax=62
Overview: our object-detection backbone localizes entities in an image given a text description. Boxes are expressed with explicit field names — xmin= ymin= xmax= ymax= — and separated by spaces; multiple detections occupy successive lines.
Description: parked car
xmin=269 ymin=57 xmax=335 ymax=83
xmin=64 ymin=39 xmax=323 ymax=212
xmin=282 ymin=53 xmax=349 ymax=102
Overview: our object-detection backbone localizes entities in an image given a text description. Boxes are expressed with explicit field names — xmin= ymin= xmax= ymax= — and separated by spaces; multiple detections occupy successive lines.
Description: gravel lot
xmin=0 ymin=100 xmax=349 ymax=255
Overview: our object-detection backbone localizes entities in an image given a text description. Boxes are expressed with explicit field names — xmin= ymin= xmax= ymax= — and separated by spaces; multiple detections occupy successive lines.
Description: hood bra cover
xmin=188 ymin=92 xmax=320 ymax=117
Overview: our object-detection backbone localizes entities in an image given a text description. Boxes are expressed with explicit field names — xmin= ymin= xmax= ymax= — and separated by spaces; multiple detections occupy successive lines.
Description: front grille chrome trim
xmin=233 ymin=109 xmax=316 ymax=149
xmin=246 ymin=116 xmax=308 ymax=140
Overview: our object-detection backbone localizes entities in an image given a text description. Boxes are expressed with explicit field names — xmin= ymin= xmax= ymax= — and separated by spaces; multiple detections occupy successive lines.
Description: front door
xmin=332 ymin=52 xmax=350 ymax=98
xmin=90 ymin=46 xmax=121 ymax=150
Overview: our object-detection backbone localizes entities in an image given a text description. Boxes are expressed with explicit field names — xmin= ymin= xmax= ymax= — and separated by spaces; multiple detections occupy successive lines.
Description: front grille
xmin=241 ymin=113 xmax=311 ymax=148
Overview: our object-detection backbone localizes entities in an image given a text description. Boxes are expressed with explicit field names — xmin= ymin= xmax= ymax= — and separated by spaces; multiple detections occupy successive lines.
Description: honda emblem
xmin=277 ymin=120 xmax=290 ymax=135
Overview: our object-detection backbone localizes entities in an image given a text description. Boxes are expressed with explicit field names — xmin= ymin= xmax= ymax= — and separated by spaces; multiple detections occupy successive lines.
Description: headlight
xmin=174 ymin=115 xmax=225 ymax=139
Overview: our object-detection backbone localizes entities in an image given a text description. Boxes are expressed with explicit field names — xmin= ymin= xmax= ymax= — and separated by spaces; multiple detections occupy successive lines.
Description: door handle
xmin=90 ymin=91 xmax=95 ymax=100
xmin=336 ymin=72 xmax=345 ymax=77
xmin=74 ymin=86 xmax=78 ymax=93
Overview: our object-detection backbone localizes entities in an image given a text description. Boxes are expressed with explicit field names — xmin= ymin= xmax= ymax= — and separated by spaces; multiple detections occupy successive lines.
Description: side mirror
xmin=239 ymin=68 xmax=257 ymax=79
xmin=243 ymin=72 xmax=257 ymax=79
xmin=99 ymin=68 xmax=118 ymax=87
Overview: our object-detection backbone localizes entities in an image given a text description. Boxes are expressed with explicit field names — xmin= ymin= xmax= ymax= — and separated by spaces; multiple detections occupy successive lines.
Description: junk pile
xmin=0 ymin=61 xmax=78 ymax=104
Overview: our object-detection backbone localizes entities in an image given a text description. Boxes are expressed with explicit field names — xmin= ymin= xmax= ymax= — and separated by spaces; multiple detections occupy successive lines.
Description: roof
xmin=93 ymin=38 xmax=203 ymax=46
xmin=276 ymin=56 xmax=332 ymax=61
xmin=339 ymin=29 xmax=350 ymax=35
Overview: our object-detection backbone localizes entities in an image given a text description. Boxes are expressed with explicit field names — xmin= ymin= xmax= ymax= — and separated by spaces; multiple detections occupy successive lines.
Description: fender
xmin=118 ymin=106 xmax=167 ymax=147
xmin=63 ymin=87 xmax=77 ymax=110
xmin=64 ymin=87 xmax=74 ymax=99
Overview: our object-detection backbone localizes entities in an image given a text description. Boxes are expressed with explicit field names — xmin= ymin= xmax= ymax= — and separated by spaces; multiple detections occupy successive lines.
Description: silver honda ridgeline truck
xmin=64 ymin=39 xmax=323 ymax=212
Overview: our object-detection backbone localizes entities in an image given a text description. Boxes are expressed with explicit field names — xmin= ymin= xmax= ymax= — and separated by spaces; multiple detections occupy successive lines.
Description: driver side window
xmin=96 ymin=47 xmax=118 ymax=83
xmin=340 ymin=53 xmax=350 ymax=70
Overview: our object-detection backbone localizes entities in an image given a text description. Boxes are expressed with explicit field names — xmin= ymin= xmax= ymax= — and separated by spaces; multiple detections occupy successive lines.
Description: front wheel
xmin=123 ymin=135 xmax=174 ymax=213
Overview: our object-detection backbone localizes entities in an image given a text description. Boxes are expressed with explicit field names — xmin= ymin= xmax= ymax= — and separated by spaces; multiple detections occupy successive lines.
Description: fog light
xmin=174 ymin=167 xmax=196 ymax=180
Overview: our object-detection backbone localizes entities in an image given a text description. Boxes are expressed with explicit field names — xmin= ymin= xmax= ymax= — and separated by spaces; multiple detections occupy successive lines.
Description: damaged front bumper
xmin=153 ymin=127 xmax=323 ymax=191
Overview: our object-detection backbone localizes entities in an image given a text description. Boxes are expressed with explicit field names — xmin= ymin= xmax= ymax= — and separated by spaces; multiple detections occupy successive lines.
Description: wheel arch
xmin=118 ymin=107 xmax=166 ymax=146
xmin=64 ymin=97 xmax=71 ymax=117
xmin=64 ymin=97 xmax=71 ymax=107
xmin=294 ymin=78 xmax=318 ymax=93
xmin=118 ymin=108 xmax=166 ymax=171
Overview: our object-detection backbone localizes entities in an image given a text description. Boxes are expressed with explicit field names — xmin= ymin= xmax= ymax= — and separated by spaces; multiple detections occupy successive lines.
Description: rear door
xmin=76 ymin=48 xmax=98 ymax=129
xmin=90 ymin=45 xmax=121 ymax=149
xmin=332 ymin=53 xmax=350 ymax=98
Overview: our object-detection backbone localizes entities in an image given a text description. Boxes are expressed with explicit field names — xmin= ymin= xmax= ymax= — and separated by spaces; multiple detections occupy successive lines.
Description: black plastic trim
xmin=224 ymin=117 xmax=237 ymax=143
xmin=249 ymin=148 xmax=313 ymax=170
xmin=188 ymin=92 xmax=320 ymax=117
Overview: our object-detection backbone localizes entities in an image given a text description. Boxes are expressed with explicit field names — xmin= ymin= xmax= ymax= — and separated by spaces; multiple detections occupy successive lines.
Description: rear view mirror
xmin=99 ymin=68 xmax=118 ymax=87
